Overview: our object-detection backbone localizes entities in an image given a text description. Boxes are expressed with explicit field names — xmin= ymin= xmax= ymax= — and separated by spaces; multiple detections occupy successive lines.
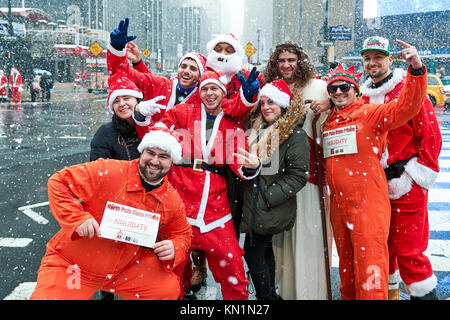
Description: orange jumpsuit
xmin=30 ymin=158 xmax=192 ymax=300
xmin=323 ymin=67 xmax=427 ymax=300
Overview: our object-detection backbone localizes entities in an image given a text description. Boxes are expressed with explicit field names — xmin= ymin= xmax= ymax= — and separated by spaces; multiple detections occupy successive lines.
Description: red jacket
xmin=361 ymin=68 xmax=441 ymax=199
xmin=152 ymin=103 xmax=257 ymax=233
xmin=107 ymin=44 xmax=260 ymax=121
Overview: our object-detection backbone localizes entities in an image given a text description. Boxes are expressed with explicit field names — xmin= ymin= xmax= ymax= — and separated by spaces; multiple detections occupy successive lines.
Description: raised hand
xmin=126 ymin=42 xmax=141 ymax=64
xmin=110 ymin=18 xmax=137 ymax=51
xmin=136 ymin=96 xmax=167 ymax=117
xmin=237 ymin=67 xmax=261 ymax=101
xmin=396 ymin=40 xmax=422 ymax=69
xmin=233 ymin=145 xmax=260 ymax=169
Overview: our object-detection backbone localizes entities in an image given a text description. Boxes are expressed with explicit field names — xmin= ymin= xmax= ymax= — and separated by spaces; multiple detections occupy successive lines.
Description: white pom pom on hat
xmin=206 ymin=33 xmax=244 ymax=58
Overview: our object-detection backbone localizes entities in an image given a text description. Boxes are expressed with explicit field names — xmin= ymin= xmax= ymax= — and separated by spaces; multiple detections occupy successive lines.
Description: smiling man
xmin=30 ymin=127 xmax=192 ymax=300
xmin=107 ymin=18 xmax=207 ymax=116
xmin=360 ymin=36 xmax=441 ymax=300
xmin=143 ymin=67 xmax=262 ymax=300
xmin=323 ymin=40 xmax=429 ymax=300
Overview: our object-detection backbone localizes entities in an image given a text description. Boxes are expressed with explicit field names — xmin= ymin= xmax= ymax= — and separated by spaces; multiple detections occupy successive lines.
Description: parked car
xmin=443 ymin=84 xmax=450 ymax=111
xmin=427 ymin=74 xmax=445 ymax=108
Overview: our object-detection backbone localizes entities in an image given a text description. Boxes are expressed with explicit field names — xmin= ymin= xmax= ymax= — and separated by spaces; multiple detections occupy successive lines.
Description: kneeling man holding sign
xmin=31 ymin=127 xmax=192 ymax=300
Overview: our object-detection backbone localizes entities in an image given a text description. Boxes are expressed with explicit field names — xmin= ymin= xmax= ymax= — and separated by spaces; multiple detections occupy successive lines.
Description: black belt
xmin=384 ymin=157 xmax=412 ymax=181
xmin=176 ymin=159 xmax=227 ymax=177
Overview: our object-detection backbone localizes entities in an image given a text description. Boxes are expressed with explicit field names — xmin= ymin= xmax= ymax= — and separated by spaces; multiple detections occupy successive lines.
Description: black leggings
xmin=244 ymin=233 xmax=275 ymax=299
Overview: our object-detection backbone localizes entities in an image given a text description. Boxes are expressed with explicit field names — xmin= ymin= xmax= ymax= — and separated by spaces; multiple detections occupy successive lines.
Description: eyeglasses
xmin=327 ymin=83 xmax=355 ymax=94
xmin=276 ymin=58 xmax=298 ymax=64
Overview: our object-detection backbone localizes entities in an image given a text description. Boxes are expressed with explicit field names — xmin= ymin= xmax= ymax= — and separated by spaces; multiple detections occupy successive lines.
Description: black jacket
xmin=90 ymin=120 xmax=140 ymax=161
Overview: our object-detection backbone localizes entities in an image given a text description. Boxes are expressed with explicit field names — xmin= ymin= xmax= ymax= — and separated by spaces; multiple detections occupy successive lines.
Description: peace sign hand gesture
xmin=396 ymin=40 xmax=422 ymax=69
xmin=233 ymin=145 xmax=260 ymax=169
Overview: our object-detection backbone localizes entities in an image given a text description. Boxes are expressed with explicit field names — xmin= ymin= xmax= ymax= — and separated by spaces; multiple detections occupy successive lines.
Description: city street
xmin=0 ymin=95 xmax=449 ymax=300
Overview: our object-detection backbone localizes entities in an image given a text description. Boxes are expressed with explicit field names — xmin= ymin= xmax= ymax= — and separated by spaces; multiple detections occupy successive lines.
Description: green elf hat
xmin=360 ymin=36 xmax=391 ymax=56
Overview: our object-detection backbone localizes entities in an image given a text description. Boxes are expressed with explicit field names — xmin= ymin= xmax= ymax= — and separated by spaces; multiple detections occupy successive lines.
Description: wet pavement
xmin=0 ymin=95 xmax=448 ymax=300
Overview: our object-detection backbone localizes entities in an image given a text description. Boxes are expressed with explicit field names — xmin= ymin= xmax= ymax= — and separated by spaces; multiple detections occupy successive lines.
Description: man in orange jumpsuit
xmin=322 ymin=40 xmax=428 ymax=300
xmin=30 ymin=127 xmax=192 ymax=300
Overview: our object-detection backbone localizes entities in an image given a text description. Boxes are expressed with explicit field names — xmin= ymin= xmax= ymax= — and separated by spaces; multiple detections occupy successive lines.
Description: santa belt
xmin=176 ymin=159 xmax=227 ymax=177
xmin=384 ymin=157 xmax=413 ymax=181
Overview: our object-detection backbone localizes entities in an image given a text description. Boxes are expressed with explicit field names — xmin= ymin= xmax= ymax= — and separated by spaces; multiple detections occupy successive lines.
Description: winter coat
xmin=90 ymin=117 xmax=141 ymax=161
xmin=240 ymin=92 xmax=310 ymax=235
xmin=45 ymin=158 xmax=192 ymax=275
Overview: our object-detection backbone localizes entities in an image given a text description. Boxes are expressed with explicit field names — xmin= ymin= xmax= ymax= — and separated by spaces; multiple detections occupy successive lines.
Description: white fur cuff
xmin=406 ymin=273 xmax=437 ymax=297
xmin=404 ymin=157 xmax=439 ymax=190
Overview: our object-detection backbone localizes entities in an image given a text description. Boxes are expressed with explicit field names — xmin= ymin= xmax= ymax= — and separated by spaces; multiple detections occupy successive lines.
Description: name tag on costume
xmin=323 ymin=125 xmax=358 ymax=158
xmin=99 ymin=201 xmax=160 ymax=248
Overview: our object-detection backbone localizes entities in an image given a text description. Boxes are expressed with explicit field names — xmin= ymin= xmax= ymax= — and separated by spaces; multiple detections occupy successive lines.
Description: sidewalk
xmin=19 ymin=82 xmax=108 ymax=103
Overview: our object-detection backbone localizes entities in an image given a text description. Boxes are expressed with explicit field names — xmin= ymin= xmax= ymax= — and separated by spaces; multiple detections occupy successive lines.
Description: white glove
xmin=137 ymin=95 xmax=166 ymax=117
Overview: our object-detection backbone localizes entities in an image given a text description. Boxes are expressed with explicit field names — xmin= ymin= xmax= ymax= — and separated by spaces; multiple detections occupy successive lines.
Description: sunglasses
xmin=327 ymin=83 xmax=355 ymax=94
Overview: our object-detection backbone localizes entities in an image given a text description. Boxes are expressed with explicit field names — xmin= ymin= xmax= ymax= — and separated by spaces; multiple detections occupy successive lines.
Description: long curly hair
xmin=263 ymin=41 xmax=316 ymax=91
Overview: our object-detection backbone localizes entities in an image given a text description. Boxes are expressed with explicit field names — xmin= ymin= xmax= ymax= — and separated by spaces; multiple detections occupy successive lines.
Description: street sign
xmin=317 ymin=40 xmax=334 ymax=47
xmin=89 ymin=41 xmax=104 ymax=57
xmin=142 ymin=48 xmax=151 ymax=58
xmin=245 ymin=42 xmax=256 ymax=58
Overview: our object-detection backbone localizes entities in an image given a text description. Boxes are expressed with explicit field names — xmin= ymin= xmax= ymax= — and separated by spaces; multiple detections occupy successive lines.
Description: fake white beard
xmin=206 ymin=51 xmax=242 ymax=84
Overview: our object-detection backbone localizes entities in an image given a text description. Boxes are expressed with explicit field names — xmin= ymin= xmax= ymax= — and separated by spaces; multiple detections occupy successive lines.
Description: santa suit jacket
xmin=107 ymin=45 xmax=258 ymax=125
xmin=0 ymin=74 xmax=8 ymax=96
xmin=9 ymin=72 xmax=23 ymax=88
xmin=152 ymin=103 xmax=259 ymax=233
xmin=361 ymin=68 xmax=441 ymax=199
xmin=45 ymin=158 xmax=192 ymax=276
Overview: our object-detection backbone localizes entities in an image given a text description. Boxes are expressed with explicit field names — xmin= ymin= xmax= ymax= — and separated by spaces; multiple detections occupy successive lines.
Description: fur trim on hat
xmin=137 ymin=129 xmax=182 ymax=164
xmin=108 ymin=89 xmax=143 ymax=114
xmin=199 ymin=78 xmax=227 ymax=94
xmin=206 ymin=34 xmax=244 ymax=58
xmin=260 ymin=83 xmax=291 ymax=108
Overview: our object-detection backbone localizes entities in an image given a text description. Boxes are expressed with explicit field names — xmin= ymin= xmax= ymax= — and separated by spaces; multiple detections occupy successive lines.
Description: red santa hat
xmin=199 ymin=67 xmax=228 ymax=94
xmin=107 ymin=73 xmax=143 ymax=114
xmin=206 ymin=33 xmax=244 ymax=58
xmin=178 ymin=52 xmax=207 ymax=75
xmin=260 ymin=79 xmax=293 ymax=108
xmin=137 ymin=126 xmax=182 ymax=164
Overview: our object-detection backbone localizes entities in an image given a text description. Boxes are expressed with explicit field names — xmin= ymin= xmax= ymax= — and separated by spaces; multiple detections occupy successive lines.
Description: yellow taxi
xmin=427 ymin=74 xmax=445 ymax=108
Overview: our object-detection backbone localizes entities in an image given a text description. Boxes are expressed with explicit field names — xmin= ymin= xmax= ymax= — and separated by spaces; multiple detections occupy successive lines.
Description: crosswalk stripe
xmin=3 ymin=282 xmax=36 ymax=300
xmin=18 ymin=202 xmax=49 ymax=225
xmin=0 ymin=238 xmax=32 ymax=247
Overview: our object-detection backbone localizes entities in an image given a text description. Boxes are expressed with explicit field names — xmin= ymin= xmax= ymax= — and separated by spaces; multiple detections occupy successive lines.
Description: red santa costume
xmin=9 ymin=67 xmax=23 ymax=103
xmin=0 ymin=70 xmax=8 ymax=100
xmin=107 ymin=44 xmax=206 ymax=113
xmin=205 ymin=33 xmax=264 ymax=117
xmin=361 ymin=67 xmax=442 ymax=298
xmin=144 ymin=68 xmax=260 ymax=300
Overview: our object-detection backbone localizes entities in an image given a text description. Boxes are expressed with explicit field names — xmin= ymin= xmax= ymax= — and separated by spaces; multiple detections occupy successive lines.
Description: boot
xmin=410 ymin=288 xmax=438 ymax=300
xmin=388 ymin=288 xmax=400 ymax=300
xmin=190 ymin=250 xmax=207 ymax=288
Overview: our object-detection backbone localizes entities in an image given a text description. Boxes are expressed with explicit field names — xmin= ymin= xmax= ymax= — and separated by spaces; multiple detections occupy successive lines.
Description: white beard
xmin=206 ymin=51 xmax=242 ymax=84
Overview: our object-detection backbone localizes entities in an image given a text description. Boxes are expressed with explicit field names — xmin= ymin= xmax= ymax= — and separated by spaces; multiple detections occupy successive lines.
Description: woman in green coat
xmin=240 ymin=79 xmax=310 ymax=300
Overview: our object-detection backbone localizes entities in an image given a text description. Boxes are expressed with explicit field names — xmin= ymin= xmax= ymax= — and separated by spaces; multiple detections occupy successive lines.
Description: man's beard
xmin=206 ymin=51 xmax=242 ymax=83
xmin=138 ymin=161 xmax=171 ymax=183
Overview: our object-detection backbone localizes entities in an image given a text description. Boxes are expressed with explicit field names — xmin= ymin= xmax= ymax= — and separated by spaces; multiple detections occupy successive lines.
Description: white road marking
xmin=58 ymin=136 xmax=86 ymax=139
xmin=18 ymin=202 xmax=49 ymax=224
xmin=0 ymin=238 xmax=32 ymax=247
xmin=3 ymin=282 xmax=36 ymax=300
